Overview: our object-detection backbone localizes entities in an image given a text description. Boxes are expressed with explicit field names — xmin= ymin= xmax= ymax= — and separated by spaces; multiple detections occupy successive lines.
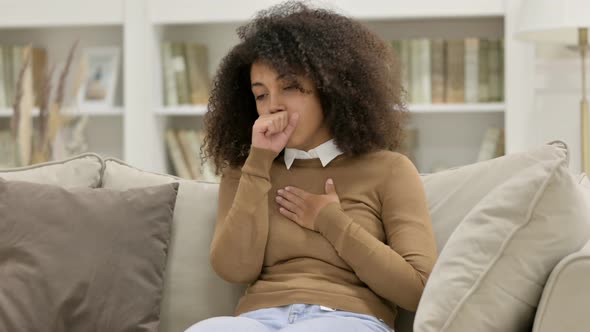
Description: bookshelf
xmin=0 ymin=16 xmax=125 ymax=160
xmin=0 ymin=0 xmax=537 ymax=175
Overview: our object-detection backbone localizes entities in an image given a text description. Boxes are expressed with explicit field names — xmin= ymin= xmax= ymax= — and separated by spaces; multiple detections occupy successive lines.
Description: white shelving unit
xmin=0 ymin=0 xmax=126 ymax=159
xmin=0 ymin=0 xmax=537 ymax=174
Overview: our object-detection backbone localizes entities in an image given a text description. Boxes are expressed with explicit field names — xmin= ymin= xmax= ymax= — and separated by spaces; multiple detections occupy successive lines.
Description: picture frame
xmin=77 ymin=47 xmax=120 ymax=110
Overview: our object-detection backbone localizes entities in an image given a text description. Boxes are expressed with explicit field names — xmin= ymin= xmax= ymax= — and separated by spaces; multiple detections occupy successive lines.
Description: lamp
xmin=515 ymin=0 xmax=590 ymax=174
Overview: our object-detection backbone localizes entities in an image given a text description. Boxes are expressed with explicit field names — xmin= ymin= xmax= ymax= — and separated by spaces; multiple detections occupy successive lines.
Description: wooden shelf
xmin=409 ymin=103 xmax=505 ymax=114
xmin=154 ymin=103 xmax=505 ymax=116
xmin=156 ymin=105 xmax=207 ymax=116
xmin=0 ymin=107 xmax=124 ymax=117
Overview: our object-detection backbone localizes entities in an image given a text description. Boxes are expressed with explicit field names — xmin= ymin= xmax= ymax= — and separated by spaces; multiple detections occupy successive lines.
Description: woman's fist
xmin=252 ymin=112 xmax=299 ymax=153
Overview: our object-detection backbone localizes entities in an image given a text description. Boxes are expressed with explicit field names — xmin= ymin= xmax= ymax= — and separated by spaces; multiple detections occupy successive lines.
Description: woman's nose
xmin=268 ymin=94 xmax=285 ymax=114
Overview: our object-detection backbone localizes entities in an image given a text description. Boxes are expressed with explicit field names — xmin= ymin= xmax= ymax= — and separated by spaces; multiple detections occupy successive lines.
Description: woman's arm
xmin=209 ymin=146 xmax=278 ymax=284
xmin=315 ymin=154 xmax=437 ymax=311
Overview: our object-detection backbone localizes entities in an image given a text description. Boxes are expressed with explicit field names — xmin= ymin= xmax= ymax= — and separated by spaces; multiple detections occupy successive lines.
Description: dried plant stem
xmin=39 ymin=40 xmax=79 ymax=161
xmin=12 ymin=46 xmax=34 ymax=166
xmin=11 ymin=40 xmax=79 ymax=165
xmin=11 ymin=48 xmax=31 ymax=140
xmin=36 ymin=64 xmax=55 ymax=151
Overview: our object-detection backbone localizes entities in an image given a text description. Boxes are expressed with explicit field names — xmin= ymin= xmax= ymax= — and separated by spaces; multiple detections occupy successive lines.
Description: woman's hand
xmin=252 ymin=111 xmax=299 ymax=154
xmin=275 ymin=178 xmax=340 ymax=231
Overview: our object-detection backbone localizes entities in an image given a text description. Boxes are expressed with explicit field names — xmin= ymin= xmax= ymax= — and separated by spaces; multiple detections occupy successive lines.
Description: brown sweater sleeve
xmin=315 ymin=154 xmax=437 ymax=311
xmin=209 ymin=146 xmax=278 ymax=284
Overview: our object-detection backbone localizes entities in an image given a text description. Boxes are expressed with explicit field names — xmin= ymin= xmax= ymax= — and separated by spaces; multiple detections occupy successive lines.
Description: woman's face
xmin=250 ymin=61 xmax=331 ymax=151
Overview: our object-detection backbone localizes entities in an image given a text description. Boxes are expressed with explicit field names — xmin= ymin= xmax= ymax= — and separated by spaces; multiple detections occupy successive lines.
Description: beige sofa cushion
xmin=101 ymin=158 xmax=244 ymax=332
xmin=421 ymin=141 xmax=569 ymax=252
xmin=395 ymin=141 xmax=570 ymax=332
xmin=0 ymin=178 xmax=178 ymax=332
xmin=0 ymin=153 xmax=103 ymax=188
xmin=414 ymin=147 xmax=590 ymax=332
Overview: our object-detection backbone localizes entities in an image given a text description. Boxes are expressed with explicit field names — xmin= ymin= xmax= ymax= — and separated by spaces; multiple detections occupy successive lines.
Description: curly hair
xmin=203 ymin=0 xmax=408 ymax=173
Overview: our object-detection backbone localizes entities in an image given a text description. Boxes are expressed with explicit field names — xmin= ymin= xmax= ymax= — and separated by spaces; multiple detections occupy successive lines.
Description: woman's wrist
xmin=241 ymin=146 xmax=279 ymax=179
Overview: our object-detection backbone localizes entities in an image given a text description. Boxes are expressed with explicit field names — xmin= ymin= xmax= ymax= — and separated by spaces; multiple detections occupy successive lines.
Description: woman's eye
xmin=284 ymin=85 xmax=303 ymax=92
xmin=255 ymin=94 xmax=267 ymax=101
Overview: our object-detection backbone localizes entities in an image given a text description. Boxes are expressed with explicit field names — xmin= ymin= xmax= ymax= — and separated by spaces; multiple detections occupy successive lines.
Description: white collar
xmin=284 ymin=139 xmax=343 ymax=170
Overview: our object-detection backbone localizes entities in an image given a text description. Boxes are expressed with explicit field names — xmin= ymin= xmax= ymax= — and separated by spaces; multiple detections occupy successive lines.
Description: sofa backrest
xmin=1 ymin=141 xmax=578 ymax=332
xmin=100 ymin=158 xmax=245 ymax=332
xmin=99 ymin=141 xmax=573 ymax=332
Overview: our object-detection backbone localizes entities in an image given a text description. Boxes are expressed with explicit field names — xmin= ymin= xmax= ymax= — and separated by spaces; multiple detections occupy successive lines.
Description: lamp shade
xmin=515 ymin=0 xmax=590 ymax=44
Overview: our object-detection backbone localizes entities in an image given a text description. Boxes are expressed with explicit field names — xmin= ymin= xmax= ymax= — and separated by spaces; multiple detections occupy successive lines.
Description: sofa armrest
xmin=533 ymin=239 xmax=590 ymax=332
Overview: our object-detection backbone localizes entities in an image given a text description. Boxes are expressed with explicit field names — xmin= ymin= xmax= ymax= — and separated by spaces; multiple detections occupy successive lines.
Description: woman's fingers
xmin=278 ymin=188 xmax=305 ymax=208
xmin=276 ymin=195 xmax=304 ymax=217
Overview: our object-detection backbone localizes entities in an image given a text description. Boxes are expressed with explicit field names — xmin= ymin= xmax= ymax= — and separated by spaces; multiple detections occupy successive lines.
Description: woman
xmin=187 ymin=1 xmax=437 ymax=331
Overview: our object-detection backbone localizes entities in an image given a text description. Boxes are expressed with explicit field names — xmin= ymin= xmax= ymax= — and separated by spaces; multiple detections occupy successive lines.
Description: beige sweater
xmin=210 ymin=146 xmax=437 ymax=328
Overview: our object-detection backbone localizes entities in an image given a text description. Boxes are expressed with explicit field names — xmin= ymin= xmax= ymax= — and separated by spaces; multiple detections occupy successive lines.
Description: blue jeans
xmin=184 ymin=304 xmax=393 ymax=332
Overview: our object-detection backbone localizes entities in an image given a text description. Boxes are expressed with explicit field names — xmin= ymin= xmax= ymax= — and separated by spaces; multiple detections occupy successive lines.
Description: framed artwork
xmin=77 ymin=47 xmax=119 ymax=109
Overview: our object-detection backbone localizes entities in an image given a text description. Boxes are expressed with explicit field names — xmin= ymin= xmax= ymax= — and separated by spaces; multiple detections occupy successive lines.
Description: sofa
xmin=0 ymin=140 xmax=589 ymax=332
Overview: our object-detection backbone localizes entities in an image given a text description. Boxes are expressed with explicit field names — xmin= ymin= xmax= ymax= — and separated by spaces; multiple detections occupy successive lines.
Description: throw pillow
xmin=422 ymin=140 xmax=568 ymax=252
xmin=101 ymin=158 xmax=245 ymax=332
xmin=0 ymin=178 xmax=178 ymax=332
xmin=0 ymin=152 xmax=103 ymax=188
xmin=414 ymin=147 xmax=590 ymax=331
xmin=396 ymin=140 xmax=568 ymax=332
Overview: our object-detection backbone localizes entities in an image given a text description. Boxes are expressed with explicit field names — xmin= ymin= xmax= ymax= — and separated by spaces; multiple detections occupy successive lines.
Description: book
xmin=419 ymin=39 xmax=432 ymax=104
xmin=165 ymin=129 xmax=192 ymax=178
xmin=464 ymin=38 xmax=479 ymax=103
xmin=176 ymin=129 xmax=200 ymax=180
xmin=185 ymin=43 xmax=210 ymax=105
xmin=400 ymin=39 xmax=412 ymax=97
xmin=478 ymin=39 xmax=490 ymax=102
xmin=477 ymin=127 xmax=505 ymax=162
xmin=171 ymin=42 xmax=190 ymax=105
xmin=176 ymin=130 xmax=199 ymax=179
xmin=445 ymin=40 xmax=465 ymax=103
xmin=488 ymin=39 xmax=502 ymax=102
xmin=430 ymin=39 xmax=445 ymax=104
xmin=161 ymin=42 xmax=178 ymax=106
xmin=410 ymin=39 xmax=431 ymax=103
